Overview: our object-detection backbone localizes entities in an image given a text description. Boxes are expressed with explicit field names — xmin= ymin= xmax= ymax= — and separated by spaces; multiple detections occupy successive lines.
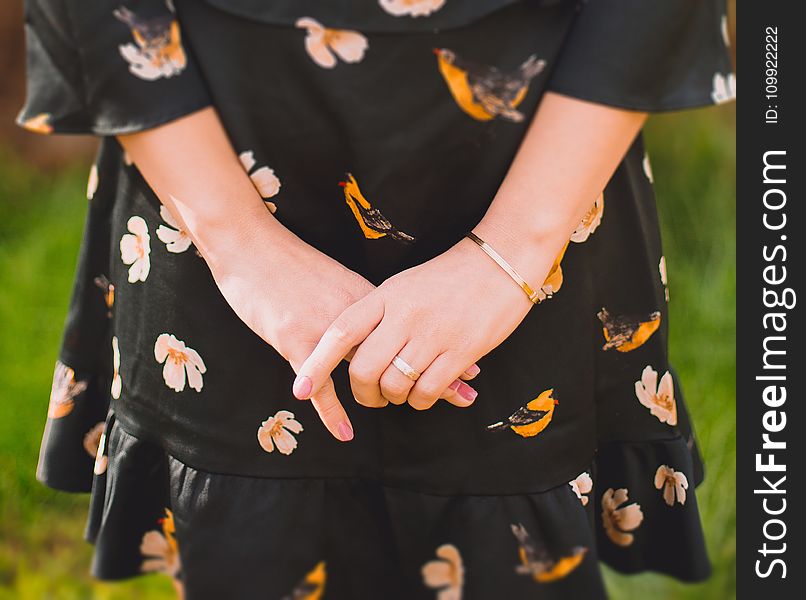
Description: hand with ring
xmin=293 ymin=235 xmax=547 ymax=438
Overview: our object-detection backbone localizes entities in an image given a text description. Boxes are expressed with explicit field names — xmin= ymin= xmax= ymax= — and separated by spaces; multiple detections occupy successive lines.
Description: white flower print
xmin=111 ymin=336 xmax=122 ymax=400
xmin=421 ymin=544 xmax=464 ymax=600
xmin=296 ymin=17 xmax=368 ymax=69
xmin=635 ymin=365 xmax=678 ymax=426
xmin=257 ymin=410 xmax=303 ymax=455
xmin=120 ymin=216 xmax=151 ymax=283
xmin=379 ymin=0 xmax=446 ymax=18
xmin=569 ymin=472 xmax=593 ymax=506
xmin=154 ymin=333 xmax=206 ymax=392
xmin=83 ymin=422 xmax=109 ymax=475
xmin=114 ymin=7 xmax=187 ymax=81
xmin=238 ymin=151 xmax=281 ymax=212
xmin=570 ymin=194 xmax=604 ymax=243
xmin=711 ymin=72 xmax=736 ymax=104
xmin=659 ymin=255 xmax=669 ymax=302
xmin=654 ymin=465 xmax=689 ymax=506
xmin=643 ymin=152 xmax=654 ymax=183
xmin=601 ymin=488 xmax=644 ymax=547
xmin=48 ymin=361 xmax=88 ymax=419
xmin=87 ymin=164 xmax=99 ymax=200
xmin=156 ymin=202 xmax=192 ymax=253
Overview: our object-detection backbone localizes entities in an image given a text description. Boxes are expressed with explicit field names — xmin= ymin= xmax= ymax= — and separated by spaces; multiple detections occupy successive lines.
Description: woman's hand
xmin=293 ymin=232 xmax=554 ymax=417
xmin=118 ymin=107 xmax=480 ymax=443
xmin=293 ymin=92 xmax=648 ymax=433
xmin=181 ymin=203 xmax=481 ymax=443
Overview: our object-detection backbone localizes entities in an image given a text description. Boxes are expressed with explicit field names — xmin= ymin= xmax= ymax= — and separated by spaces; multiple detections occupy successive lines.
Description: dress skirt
xmin=18 ymin=0 xmax=735 ymax=598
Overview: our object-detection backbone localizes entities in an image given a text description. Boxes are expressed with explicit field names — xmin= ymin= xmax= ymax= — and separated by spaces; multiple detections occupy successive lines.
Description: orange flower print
xmin=141 ymin=508 xmax=183 ymax=592
xmin=601 ymin=488 xmax=644 ymax=547
xmin=643 ymin=153 xmax=654 ymax=183
xmin=421 ymin=544 xmax=464 ymax=599
xmin=597 ymin=308 xmax=661 ymax=353
xmin=380 ymin=0 xmax=446 ymax=18
xmin=487 ymin=389 xmax=558 ymax=438
xmin=20 ymin=113 xmax=52 ymax=134
xmin=535 ymin=242 xmax=568 ymax=302
xmin=238 ymin=151 xmax=281 ymax=212
xmin=120 ymin=216 xmax=151 ymax=283
xmin=48 ymin=361 xmax=88 ymax=419
xmin=434 ymin=49 xmax=545 ymax=122
xmin=711 ymin=72 xmax=736 ymax=104
xmin=635 ymin=365 xmax=677 ymax=426
xmin=87 ymin=164 xmax=99 ymax=200
xmin=157 ymin=202 xmax=193 ymax=253
xmin=111 ymin=336 xmax=122 ymax=399
xmin=654 ymin=465 xmax=689 ymax=506
xmin=284 ymin=561 xmax=326 ymax=600
xmin=569 ymin=472 xmax=593 ymax=507
xmin=94 ymin=275 xmax=115 ymax=318
xmin=154 ymin=334 xmax=206 ymax=393
xmin=257 ymin=410 xmax=303 ymax=455
xmin=340 ymin=174 xmax=415 ymax=242
xmin=511 ymin=524 xmax=587 ymax=583
xmin=570 ymin=194 xmax=604 ymax=243
xmin=114 ymin=6 xmax=187 ymax=80
xmin=659 ymin=255 xmax=669 ymax=302
xmin=296 ymin=18 xmax=368 ymax=69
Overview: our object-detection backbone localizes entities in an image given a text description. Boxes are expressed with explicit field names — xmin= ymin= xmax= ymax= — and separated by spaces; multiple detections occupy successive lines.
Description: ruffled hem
xmin=76 ymin=413 xmax=709 ymax=597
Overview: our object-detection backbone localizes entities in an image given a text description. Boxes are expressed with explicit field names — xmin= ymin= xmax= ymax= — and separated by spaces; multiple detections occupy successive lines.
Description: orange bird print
xmin=114 ymin=6 xmax=187 ymax=80
xmin=511 ymin=524 xmax=587 ymax=583
xmin=434 ymin=48 xmax=546 ymax=122
xmin=283 ymin=561 xmax=326 ymax=600
xmin=597 ymin=308 xmax=661 ymax=352
xmin=339 ymin=174 xmax=415 ymax=243
xmin=487 ymin=389 xmax=558 ymax=438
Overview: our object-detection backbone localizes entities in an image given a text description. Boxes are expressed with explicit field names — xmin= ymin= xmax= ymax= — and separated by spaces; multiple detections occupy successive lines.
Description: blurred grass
xmin=0 ymin=105 xmax=735 ymax=599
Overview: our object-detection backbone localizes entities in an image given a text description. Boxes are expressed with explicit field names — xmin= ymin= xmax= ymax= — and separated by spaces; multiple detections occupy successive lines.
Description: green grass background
xmin=0 ymin=105 xmax=735 ymax=599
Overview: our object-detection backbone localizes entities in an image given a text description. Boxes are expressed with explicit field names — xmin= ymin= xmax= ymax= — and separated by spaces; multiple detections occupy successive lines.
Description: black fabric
xmin=546 ymin=0 xmax=735 ymax=111
xmin=17 ymin=0 xmax=212 ymax=135
xmin=19 ymin=0 xmax=732 ymax=596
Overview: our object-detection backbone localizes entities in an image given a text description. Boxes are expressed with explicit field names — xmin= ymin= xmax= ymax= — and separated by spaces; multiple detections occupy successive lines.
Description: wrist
xmin=470 ymin=217 xmax=564 ymax=293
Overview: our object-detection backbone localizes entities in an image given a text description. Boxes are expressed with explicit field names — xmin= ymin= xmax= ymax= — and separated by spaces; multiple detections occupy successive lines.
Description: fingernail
xmin=293 ymin=375 xmax=312 ymax=399
xmin=448 ymin=379 xmax=462 ymax=391
xmin=464 ymin=364 xmax=481 ymax=377
xmin=458 ymin=382 xmax=478 ymax=402
xmin=337 ymin=420 xmax=354 ymax=442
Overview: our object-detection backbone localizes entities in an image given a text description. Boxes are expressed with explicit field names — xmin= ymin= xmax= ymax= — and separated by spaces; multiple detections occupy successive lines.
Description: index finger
xmin=310 ymin=377 xmax=354 ymax=442
xmin=292 ymin=294 xmax=384 ymax=400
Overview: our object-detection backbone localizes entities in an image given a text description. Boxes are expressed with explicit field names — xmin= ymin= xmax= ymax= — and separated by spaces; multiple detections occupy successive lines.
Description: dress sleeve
xmin=16 ymin=0 xmax=212 ymax=136
xmin=545 ymin=0 xmax=736 ymax=112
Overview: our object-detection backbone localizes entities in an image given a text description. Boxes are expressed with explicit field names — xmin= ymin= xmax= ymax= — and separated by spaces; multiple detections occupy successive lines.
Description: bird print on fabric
xmin=510 ymin=524 xmax=587 ymax=583
xmin=597 ymin=308 xmax=661 ymax=352
xmin=113 ymin=6 xmax=187 ymax=80
xmin=434 ymin=48 xmax=546 ymax=122
xmin=339 ymin=174 xmax=415 ymax=242
xmin=282 ymin=561 xmax=326 ymax=600
xmin=487 ymin=389 xmax=558 ymax=438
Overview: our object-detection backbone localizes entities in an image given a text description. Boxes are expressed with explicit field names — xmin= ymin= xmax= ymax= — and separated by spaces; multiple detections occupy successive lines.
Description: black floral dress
xmin=18 ymin=0 xmax=735 ymax=598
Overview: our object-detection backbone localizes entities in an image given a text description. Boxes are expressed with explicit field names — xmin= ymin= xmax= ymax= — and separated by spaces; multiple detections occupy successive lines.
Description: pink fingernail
xmin=458 ymin=382 xmax=478 ymax=402
xmin=448 ymin=379 xmax=462 ymax=391
xmin=464 ymin=364 xmax=481 ymax=377
xmin=337 ymin=420 xmax=354 ymax=442
xmin=293 ymin=375 xmax=312 ymax=399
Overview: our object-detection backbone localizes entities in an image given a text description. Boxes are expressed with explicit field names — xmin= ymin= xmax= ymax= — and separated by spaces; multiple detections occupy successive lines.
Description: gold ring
xmin=392 ymin=355 xmax=420 ymax=381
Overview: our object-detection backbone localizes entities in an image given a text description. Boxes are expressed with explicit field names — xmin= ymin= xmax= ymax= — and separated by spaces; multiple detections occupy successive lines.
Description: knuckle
xmin=348 ymin=360 xmax=378 ymax=385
